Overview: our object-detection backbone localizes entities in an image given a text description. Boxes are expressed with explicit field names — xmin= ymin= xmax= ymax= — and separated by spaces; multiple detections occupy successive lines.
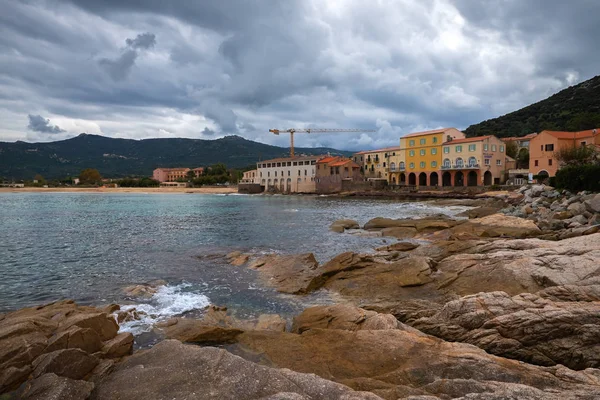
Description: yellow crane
xmin=269 ymin=128 xmax=376 ymax=157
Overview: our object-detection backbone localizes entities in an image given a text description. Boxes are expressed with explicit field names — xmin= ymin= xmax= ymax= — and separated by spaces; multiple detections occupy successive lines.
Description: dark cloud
xmin=126 ymin=33 xmax=156 ymax=49
xmin=27 ymin=114 xmax=65 ymax=133
xmin=2 ymin=1 xmax=600 ymax=149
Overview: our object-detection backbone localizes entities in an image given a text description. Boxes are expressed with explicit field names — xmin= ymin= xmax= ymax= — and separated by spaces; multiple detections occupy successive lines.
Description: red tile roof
xmin=501 ymin=133 xmax=538 ymax=142
xmin=541 ymin=129 xmax=599 ymax=140
xmin=330 ymin=160 xmax=360 ymax=167
xmin=442 ymin=136 xmax=492 ymax=145
xmin=316 ymin=156 xmax=340 ymax=164
xmin=402 ymin=127 xmax=457 ymax=138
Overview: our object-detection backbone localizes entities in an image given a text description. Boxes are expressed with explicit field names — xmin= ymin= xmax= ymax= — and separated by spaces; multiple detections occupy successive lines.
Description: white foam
xmin=117 ymin=283 xmax=210 ymax=335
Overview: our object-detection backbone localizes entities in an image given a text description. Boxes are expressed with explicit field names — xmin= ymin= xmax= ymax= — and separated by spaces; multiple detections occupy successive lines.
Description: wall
xmin=529 ymin=132 xmax=561 ymax=176
xmin=256 ymin=158 xmax=317 ymax=193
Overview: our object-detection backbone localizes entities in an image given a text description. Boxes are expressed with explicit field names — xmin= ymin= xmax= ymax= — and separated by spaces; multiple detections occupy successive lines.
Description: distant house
xmin=153 ymin=167 xmax=204 ymax=183
xmin=240 ymin=169 xmax=257 ymax=184
xmin=315 ymin=156 xmax=362 ymax=193
xmin=501 ymin=133 xmax=538 ymax=151
xmin=529 ymin=129 xmax=600 ymax=177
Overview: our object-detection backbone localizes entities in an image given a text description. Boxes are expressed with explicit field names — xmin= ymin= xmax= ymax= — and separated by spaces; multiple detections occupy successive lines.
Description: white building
xmin=256 ymin=155 xmax=323 ymax=193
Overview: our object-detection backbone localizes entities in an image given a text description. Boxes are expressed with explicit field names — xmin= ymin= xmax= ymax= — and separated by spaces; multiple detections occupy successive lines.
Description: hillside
xmin=465 ymin=75 xmax=600 ymax=138
xmin=0 ymin=134 xmax=352 ymax=180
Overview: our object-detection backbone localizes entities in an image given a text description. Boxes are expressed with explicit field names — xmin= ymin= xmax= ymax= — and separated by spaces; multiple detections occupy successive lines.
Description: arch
xmin=455 ymin=157 xmax=464 ymax=168
xmin=267 ymin=179 xmax=272 ymax=186
xmin=454 ymin=171 xmax=464 ymax=186
xmin=468 ymin=156 xmax=477 ymax=167
xmin=418 ymin=172 xmax=427 ymax=186
xmin=442 ymin=171 xmax=451 ymax=186
xmin=400 ymin=173 xmax=406 ymax=184
xmin=392 ymin=176 xmax=396 ymax=184
xmin=261 ymin=179 xmax=265 ymax=185
xmin=442 ymin=158 xmax=451 ymax=168
xmin=484 ymin=171 xmax=493 ymax=186
xmin=408 ymin=173 xmax=416 ymax=185
xmin=430 ymin=172 xmax=439 ymax=186
xmin=273 ymin=179 xmax=278 ymax=185
xmin=377 ymin=171 xmax=382 ymax=178
xmin=467 ymin=171 xmax=478 ymax=186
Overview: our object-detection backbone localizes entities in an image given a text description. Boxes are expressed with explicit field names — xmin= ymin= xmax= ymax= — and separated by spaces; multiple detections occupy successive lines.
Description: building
xmin=353 ymin=146 xmax=402 ymax=180
xmin=529 ymin=129 xmax=600 ymax=177
xmin=501 ymin=133 xmax=538 ymax=151
xmin=240 ymin=169 xmax=257 ymax=184
xmin=400 ymin=128 xmax=465 ymax=186
xmin=256 ymin=155 xmax=322 ymax=193
xmin=152 ymin=167 xmax=204 ymax=183
xmin=441 ymin=135 xmax=507 ymax=186
xmin=315 ymin=157 xmax=362 ymax=193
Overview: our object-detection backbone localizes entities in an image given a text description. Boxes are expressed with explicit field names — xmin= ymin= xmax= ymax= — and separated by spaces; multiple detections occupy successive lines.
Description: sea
xmin=0 ymin=192 xmax=469 ymax=336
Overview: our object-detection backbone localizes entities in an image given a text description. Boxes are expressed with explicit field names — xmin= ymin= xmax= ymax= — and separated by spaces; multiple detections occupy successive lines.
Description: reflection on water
xmin=0 ymin=193 xmax=469 ymax=316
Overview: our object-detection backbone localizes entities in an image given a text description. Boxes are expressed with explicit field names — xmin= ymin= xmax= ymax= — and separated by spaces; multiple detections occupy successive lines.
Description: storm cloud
xmin=27 ymin=114 xmax=65 ymax=134
xmin=1 ymin=0 xmax=599 ymax=148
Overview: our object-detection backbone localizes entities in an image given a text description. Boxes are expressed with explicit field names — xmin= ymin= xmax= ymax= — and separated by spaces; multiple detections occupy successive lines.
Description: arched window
xmin=455 ymin=158 xmax=464 ymax=167
xmin=468 ymin=157 xmax=477 ymax=167
xmin=399 ymin=161 xmax=405 ymax=169
xmin=443 ymin=158 xmax=451 ymax=168
xmin=390 ymin=162 xmax=396 ymax=171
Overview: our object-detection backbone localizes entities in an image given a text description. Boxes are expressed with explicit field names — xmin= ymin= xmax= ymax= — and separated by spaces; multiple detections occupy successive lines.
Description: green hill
xmin=465 ymin=75 xmax=600 ymax=138
xmin=0 ymin=134 xmax=352 ymax=180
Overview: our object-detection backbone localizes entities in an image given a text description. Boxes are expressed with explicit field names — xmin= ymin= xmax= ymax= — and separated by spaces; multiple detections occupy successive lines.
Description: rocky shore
xmin=3 ymin=186 xmax=600 ymax=399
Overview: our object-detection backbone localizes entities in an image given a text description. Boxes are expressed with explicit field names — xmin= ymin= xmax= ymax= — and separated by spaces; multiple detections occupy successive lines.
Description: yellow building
xmin=353 ymin=146 xmax=401 ymax=180
xmin=400 ymin=128 xmax=464 ymax=186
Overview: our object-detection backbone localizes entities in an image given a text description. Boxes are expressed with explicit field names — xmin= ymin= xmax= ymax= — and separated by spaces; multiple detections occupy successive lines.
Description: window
xmin=409 ymin=150 xmax=415 ymax=156
xmin=409 ymin=140 xmax=415 ymax=146
xmin=468 ymin=157 xmax=477 ymax=166
xmin=433 ymin=137 xmax=438 ymax=143
xmin=390 ymin=162 xmax=396 ymax=171
xmin=288 ymin=171 xmax=290 ymax=176
xmin=484 ymin=159 xmax=490 ymax=166
xmin=311 ymin=160 xmax=316 ymax=165
xmin=293 ymin=162 xmax=297 ymax=166
xmin=298 ymin=170 xmax=301 ymax=176
xmin=268 ymin=172 xmax=270 ymax=177
xmin=384 ymin=153 xmax=388 ymax=158
xmin=304 ymin=169 xmax=307 ymax=176
xmin=420 ymin=149 xmax=426 ymax=156
xmin=344 ymin=167 xmax=349 ymax=172
xmin=545 ymin=144 xmax=554 ymax=151
xmin=484 ymin=144 xmax=488 ymax=151
xmin=535 ymin=160 xmax=539 ymax=166
xmin=492 ymin=145 xmax=497 ymax=152
xmin=468 ymin=144 xmax=476 ymax=152
xmin=277 ymin=163 xmax=281 ymax=167
xmin=443 ymin=147 xmax=450 ymax=154
xmin=496 ymin=159 xmax=501 ymax=166
xmin=420 ymin=138 xmax=426 ymax=145
xmin=443 ymin=158 xmax=450 ymax=167
xmin=287 ymin=162 xmax=292 ymax=166
xmin=420 ymin=161 xmax=426 ymax=168
xmin=409 ymin=162 xmax=415 ymax=169
xmin=383 ymin=162 xmax=386 ymax=167
xmin=581 ymin=141 xmax=587 ymax=146
xmin=540 ymin=145 xmax=543 ymax=151
xmin=431 ymin=161 xmax=437 ymax=168
xmin=399 ymin=162 xmax=405 ymax=169
xmin=549 ymin=159 xmax=553 ymax=166
xmin=455 ymin=158 xmax=464 ymax=167
xmin=456 ymin=145 xmax=462 ymax=153
xmin=392 ymin=152 xmax=396 ymax=156
xmin=431 ymin=148 xmax=437 ymax=155
xmin=500 ymin=145 xmax=504 ymax=152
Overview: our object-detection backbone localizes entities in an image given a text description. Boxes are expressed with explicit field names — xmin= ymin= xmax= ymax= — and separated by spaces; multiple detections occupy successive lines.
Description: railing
xmin=442 ymin=163 xmax=480 ymax=170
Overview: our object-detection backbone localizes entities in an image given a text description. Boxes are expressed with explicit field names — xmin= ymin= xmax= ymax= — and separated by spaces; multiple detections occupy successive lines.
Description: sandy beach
xmin=0 ymin=186 xmax=239 ymax=194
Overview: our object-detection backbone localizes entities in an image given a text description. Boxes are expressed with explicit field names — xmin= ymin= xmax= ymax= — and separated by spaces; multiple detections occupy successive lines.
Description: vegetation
xmin=554 ymin=145 xmax=599 ymax=167
xmin=505 ymin=141 xmax=518 ymax=159
xmin=554 ymin=165 xmax=600 ymax=192
xmin=79 ymin=168 xmax=102 ymax=185
xmin=465 ymin=75 xmax=600 ymax=138
xmin=189 ymin=163 xmax=240 ymax=186
xmin=516 ymin=148 xmax=530 ymax=169
xmin=116 ymin=177 xmax=160 ymax=187
xmin=0 ymin=134 xmax=351 ymax=180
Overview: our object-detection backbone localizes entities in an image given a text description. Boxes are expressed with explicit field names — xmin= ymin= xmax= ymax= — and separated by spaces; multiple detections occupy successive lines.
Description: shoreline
xmin=0 ymin=186 xmax=238 ymax=194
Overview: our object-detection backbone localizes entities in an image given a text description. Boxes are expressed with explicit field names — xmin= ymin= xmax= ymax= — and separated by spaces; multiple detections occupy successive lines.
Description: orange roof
xmin=501 ymin=133 xmax=538 ymax=142
xmin=316 ymin=156 xmax=340 ymax=164
xmin=354 ymin=145 xmax=402 ymax=155
xmin=402 ymin=127 xmax=456 ymax=138
xmin=330 ymin=159 xmax=360 ymax=167
xmin=541 ymin=129 xmax=599 ymax=140
xmin=442 ymin=136 xmax=492 ymax=145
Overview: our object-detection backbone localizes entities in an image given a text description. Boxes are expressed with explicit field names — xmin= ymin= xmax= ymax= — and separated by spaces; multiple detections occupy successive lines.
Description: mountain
xmin=465 ymin=75 xmax=600 ymax=138
xmin=0 ymin=134 xmax=353 ymax=180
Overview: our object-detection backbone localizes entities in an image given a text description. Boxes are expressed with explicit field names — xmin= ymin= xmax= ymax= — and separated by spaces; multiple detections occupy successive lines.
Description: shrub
xmin=554 ymin=164 xmax=600 ymax=192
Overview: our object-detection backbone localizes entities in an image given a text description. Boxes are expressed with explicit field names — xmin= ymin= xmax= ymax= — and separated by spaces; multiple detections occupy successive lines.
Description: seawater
xmin=0 ymin=193 xmax=469 ymax=331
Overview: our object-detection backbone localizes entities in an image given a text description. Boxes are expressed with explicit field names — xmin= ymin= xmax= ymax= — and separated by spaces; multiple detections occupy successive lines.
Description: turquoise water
xmin=0 ymin=193 xmax=467 ymax=321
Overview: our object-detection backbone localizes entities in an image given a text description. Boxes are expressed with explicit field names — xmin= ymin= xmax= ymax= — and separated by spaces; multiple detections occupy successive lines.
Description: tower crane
xmin=269 ymin=128 xmax=376 ymax=157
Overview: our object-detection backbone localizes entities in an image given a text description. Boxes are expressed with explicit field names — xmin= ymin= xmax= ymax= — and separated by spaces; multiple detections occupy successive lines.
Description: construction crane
xmin=269 ymin=128 xmax=376 ymax=157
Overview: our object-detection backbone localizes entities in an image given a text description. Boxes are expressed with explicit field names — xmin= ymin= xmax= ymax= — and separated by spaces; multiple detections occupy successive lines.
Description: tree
xmin=186 ymin=170 xmax=196 ymax=181
xmin=517 ymin=148 xmax=529 ymax=169
xmin=33 ymin=174 xmax=45 ymax=183
xmin=79 ymin=169 xmax=102 ymax=185
xmin=555 ymin=145 xmax=599 ymax=167
xmin=505 ymin=141 xmax=518 ymax=159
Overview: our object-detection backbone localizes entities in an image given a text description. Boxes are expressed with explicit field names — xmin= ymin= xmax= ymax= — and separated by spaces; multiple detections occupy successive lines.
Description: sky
xmin=1 ymin=0 xmax=599 ymax=150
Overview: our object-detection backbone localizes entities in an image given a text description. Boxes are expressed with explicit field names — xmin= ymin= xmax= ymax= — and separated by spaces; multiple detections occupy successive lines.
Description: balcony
xmin=441 ymin=163 xmax=480 ymax=170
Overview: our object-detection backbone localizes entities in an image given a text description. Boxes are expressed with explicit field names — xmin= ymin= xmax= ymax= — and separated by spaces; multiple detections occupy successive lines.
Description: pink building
xmin=153 ymin=167 xmax=204 ymax=182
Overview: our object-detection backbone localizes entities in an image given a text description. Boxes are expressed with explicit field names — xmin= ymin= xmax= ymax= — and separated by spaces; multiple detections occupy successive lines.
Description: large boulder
xmin=363 ymin=216 xmax=462 ymax=233
xmin=58 ymin=313 xmax=118 ymax=342
xmin=291 ymin=305 xmax=399 ymax=333
xmin=584 ymin=194 xmax=600 ymax=213
xmin=100 ymin=332 xmax=134 ymax=358
xmin=412 ymin=291 xmax=600 ymax=370
xmin=21 ymin=373 xmax=94 ymax=400
xmin=449 ymin=213 xmax=541 ymax=238
xmin=92 ymin=340 xmax=380 ymax=400
xmin=248 ymin=253 xmax=321 ymax=294
xmin=232 ymin=327 xmax=600 ymax=400
xmin=32 ymin=349 xmax=98 ymax=380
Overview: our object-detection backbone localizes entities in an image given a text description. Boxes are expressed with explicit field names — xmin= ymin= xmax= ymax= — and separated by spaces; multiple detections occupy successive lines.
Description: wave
xmin=117 ymin=283 xmax=210 ymax=335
